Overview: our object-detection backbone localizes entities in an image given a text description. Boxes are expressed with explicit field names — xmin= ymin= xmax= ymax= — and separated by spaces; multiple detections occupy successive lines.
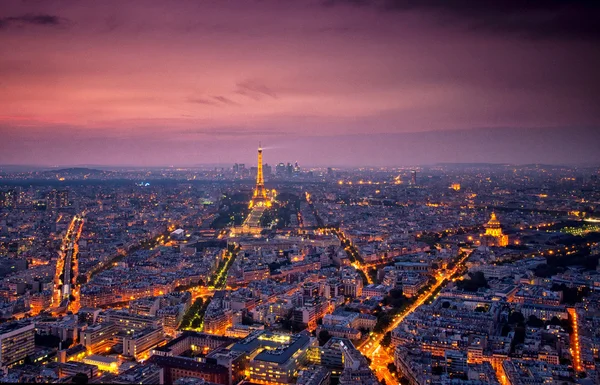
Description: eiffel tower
xmin=250 ymin=144 xmax=268 ymax=207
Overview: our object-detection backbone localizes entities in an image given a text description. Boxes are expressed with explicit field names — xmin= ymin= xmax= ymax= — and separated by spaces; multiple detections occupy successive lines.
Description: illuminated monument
xmin=482 ymin=212 xmax=508 ymax=246
xmin=230 ymin=145 xmax=275 ymax=236
xmin=249 ymin=144 xmax=271 ymax=208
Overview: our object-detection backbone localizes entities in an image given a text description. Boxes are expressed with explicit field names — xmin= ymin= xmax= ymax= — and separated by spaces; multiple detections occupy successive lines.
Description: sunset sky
xmin=1 ymin=0 xmax=599 ymax=167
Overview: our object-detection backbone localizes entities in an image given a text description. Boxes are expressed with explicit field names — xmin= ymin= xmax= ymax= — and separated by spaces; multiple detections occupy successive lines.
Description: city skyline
xmin=2 ymin=3 xmax=600 ymax=381
xmin=2 ymin=161 xmax=599 ymax=384
xmin=1 ymin=126 xmax=599 ymax=169
xmin=1 ymin=1 xmax=599 ymax=166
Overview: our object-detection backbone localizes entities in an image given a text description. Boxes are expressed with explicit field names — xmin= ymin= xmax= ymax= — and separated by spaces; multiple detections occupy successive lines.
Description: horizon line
xmin=1 ymin=161 xmax=599 ymax=170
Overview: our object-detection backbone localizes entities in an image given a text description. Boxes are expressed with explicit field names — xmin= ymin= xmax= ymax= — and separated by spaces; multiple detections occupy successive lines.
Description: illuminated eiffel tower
xmin=250 ymin=143 xmax=269 ymax=208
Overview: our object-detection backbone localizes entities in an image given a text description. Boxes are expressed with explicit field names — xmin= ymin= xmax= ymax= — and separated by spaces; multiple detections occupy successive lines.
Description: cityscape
xmin=1 ymin=1 xmax=600 ymax=385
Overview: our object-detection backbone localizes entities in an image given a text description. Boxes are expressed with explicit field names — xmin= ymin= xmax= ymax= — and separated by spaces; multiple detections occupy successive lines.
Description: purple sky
xmin=1 ymin=0 xmax=599 ymax=166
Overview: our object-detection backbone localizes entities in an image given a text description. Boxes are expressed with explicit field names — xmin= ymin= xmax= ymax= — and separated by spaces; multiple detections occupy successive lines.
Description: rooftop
xmin=0 ymin=320 xmax=34 ymax=336
xmin=231 ymin=330 xmax=312 ymax=364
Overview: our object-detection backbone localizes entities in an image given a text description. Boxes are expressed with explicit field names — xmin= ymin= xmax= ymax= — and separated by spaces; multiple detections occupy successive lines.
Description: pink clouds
xmin=0 ymin=0 xmax=599 ymax=165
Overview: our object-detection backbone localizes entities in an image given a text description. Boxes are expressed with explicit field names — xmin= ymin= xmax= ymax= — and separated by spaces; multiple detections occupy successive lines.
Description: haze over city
xmin=1 ymin=0 xmax=599 ymax=166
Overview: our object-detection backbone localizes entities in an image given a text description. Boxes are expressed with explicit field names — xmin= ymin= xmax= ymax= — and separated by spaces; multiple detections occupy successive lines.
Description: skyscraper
xmin=276 ymin=163 xmax=286 ymax=177
xmin=410 ymin=170 xmax=417 ymax=185
xmin=263 ymin=163 xmax=272 ymax=178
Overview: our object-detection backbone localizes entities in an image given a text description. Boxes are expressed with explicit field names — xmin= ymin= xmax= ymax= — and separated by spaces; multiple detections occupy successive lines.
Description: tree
xmin=552 ymin=283 xmax=590 ymax=305
xmin=513 ymin=326 xmax=525 ymax=347
xmin=269 ymin=261 xmax=283 ymax=273
xmin=399 ymin=377 xmax=411 ymax=385
xmin=432 ymin=366 xmax=444 ymax=375
xmin=527 ymin=315 xmax=545 ymax=328
xmin=191 ymin=317 xmax=202 ymax=329
xmin=533 ymin=263 xmax=559 ymax=278
xmin=389 ymin=288 xmax=403 ymax=298
xmin=383 ymin=289 xmax=406 ymax=309
xmin=180 ymin=297 xmax=205 ymax=329
xmin=456 ymin=271 xmax=488 ymax=292
xmin=374 ymin=312 xmax=396 ymax=333
xmin=381 ymin=332 xmax=392 ymax=347
xmin=368 ymin=268 xmax=378 ymax=284
xmin=560 ymin=358 xmax=572 ymax=366
xmin=547 ymin=316 xmax=561 ymax=326
xmin=508 ymin=311 xmax=525 ymax=325
xmin=318 ymin=330 xmax=331 ymax=346
xmin=387 ymin=362 xmax=398 ymax=374
xmin=560 ymin=318 xmax=573 ymax=333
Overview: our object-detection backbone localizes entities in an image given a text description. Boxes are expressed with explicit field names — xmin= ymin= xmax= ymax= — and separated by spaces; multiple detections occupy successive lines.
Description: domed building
xmin=481 ymin=212 xmax=508 ymax=247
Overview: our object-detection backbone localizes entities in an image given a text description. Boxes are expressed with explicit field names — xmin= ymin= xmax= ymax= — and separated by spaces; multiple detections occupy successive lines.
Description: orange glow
xmin=568 ymin=308 xmax=583 ymax=372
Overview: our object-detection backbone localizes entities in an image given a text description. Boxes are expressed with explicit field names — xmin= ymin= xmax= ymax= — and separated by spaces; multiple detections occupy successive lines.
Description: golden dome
xmin=487 ymin=212 xmax=501 ymax=227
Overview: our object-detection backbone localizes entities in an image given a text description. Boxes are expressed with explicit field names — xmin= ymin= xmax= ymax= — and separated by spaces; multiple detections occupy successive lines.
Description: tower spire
xmin=256 ymin=145 xmax=264 ymax=188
